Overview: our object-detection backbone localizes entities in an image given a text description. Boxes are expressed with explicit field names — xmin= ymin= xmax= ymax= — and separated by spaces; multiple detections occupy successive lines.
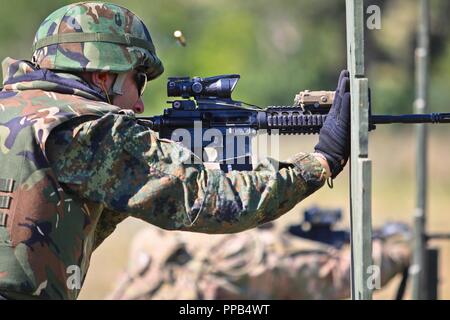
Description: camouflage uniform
xmin=0 ymin=2 xmax=326 ymax=299
xmin=108 ymin=224 xmax=411 ymax=300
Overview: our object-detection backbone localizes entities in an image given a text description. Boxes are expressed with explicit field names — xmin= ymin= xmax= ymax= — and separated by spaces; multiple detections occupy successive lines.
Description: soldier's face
xmin=112 ymin=71 xmax=146 ymax=114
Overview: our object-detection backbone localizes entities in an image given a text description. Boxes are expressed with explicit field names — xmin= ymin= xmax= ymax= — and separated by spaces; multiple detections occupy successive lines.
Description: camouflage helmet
xmin=31 ymin=1 xmax=164 ymax=80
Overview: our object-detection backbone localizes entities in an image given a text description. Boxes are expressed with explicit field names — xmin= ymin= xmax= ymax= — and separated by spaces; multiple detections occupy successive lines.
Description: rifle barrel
xmin=371 ymin=113 xmax=450 ymax=124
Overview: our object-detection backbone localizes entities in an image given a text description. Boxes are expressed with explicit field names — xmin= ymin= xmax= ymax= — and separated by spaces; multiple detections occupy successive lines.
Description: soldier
xmin=0 ymin=2 xmax=350 ymax=299
xmin=107 ymin=221 xmax=411 ymax=300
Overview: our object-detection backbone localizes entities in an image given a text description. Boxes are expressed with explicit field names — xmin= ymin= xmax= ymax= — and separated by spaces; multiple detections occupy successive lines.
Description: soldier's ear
xmin=98 ymin=73 xmax=108 ymax=82
xmin=91 ymin=72 xmax=114 ymax=90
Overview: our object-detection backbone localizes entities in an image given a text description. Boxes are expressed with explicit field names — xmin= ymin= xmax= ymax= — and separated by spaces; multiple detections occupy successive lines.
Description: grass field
xmin=79 ymin=126 xmax=450 ymax=300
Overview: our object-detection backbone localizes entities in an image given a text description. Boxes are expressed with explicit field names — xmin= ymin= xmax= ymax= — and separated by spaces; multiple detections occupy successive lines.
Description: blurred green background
xmin=1 ymin=0 xmax=449 ymax=299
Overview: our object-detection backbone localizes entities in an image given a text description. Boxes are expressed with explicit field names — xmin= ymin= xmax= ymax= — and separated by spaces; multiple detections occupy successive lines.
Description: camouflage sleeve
xmin=51 ymin=113 xmax=326 ymax=233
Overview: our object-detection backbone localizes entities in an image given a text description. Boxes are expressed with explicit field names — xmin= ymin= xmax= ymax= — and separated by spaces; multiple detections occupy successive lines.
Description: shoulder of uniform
xmin=63 ymin=98 xmax=124 ymax=117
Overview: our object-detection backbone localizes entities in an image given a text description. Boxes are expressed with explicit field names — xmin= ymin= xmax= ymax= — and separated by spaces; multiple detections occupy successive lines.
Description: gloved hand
xmin=314 ymin=70 xmax=351 ymax=178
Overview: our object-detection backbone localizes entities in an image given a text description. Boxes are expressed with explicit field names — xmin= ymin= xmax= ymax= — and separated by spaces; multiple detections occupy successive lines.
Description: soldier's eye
xmin=135 ymin=72 xmax=148 ymax=97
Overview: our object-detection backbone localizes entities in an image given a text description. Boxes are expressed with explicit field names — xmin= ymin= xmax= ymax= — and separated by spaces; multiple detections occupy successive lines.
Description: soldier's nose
xmin=133 ymin=98 xmax=145 ymax=114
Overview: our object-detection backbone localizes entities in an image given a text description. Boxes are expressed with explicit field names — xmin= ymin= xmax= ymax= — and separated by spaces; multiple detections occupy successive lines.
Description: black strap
xmin=33 ymin=32 xmax=155 ymax=53
xmin=395 ymin=267 xmax=410 ymax=300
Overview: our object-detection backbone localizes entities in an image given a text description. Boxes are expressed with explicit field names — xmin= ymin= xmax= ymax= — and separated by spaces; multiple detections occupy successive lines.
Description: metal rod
xmin=425 ymin=248 xmax=439 ymax=299
xmin=371 ymin=113 xmax=450 ymax=124
xmin=427 ymin=233 xmax=450 ymax=240
xmin=346 ymin=0 xmax=373 ymax=300
xmin=412 ymin=0 xmax=430 ymax=301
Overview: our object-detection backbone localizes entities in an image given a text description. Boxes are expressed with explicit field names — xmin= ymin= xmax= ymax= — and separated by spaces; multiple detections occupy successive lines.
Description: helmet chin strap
xmin=100 ymin=82 xmax=112 ymax=104
xmin=100 ymin=73 xmax=127 ymax=105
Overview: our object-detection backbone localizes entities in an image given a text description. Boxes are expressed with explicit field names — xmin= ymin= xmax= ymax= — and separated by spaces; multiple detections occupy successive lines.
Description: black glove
xmin=314 ymin=70 xmax=351 ymax=178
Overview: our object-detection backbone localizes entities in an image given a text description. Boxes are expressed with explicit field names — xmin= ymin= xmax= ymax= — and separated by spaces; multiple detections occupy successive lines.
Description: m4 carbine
xmin=139 ymin=74 xmax=450 ymax=171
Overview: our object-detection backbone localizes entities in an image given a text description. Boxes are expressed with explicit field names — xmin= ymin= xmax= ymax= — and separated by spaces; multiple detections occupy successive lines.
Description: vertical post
xmin=346 ymin=0 xmax=373 ymax=300
xmin=412 ymin=0 xmax=430 ymax=300
xmin=425 ymin=248 xmax=439 ymax=299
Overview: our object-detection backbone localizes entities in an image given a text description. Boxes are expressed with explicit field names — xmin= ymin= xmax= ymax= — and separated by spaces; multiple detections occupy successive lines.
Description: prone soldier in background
xmin=108 ymin=207 xmax=411 ymax=300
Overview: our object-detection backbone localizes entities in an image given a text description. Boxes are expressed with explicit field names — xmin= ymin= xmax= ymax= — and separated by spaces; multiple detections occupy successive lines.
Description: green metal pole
xmin=346 ymin=0 xmax=373 ymax=300
xmin=412 ymin=0 xmax=430 ymax=300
